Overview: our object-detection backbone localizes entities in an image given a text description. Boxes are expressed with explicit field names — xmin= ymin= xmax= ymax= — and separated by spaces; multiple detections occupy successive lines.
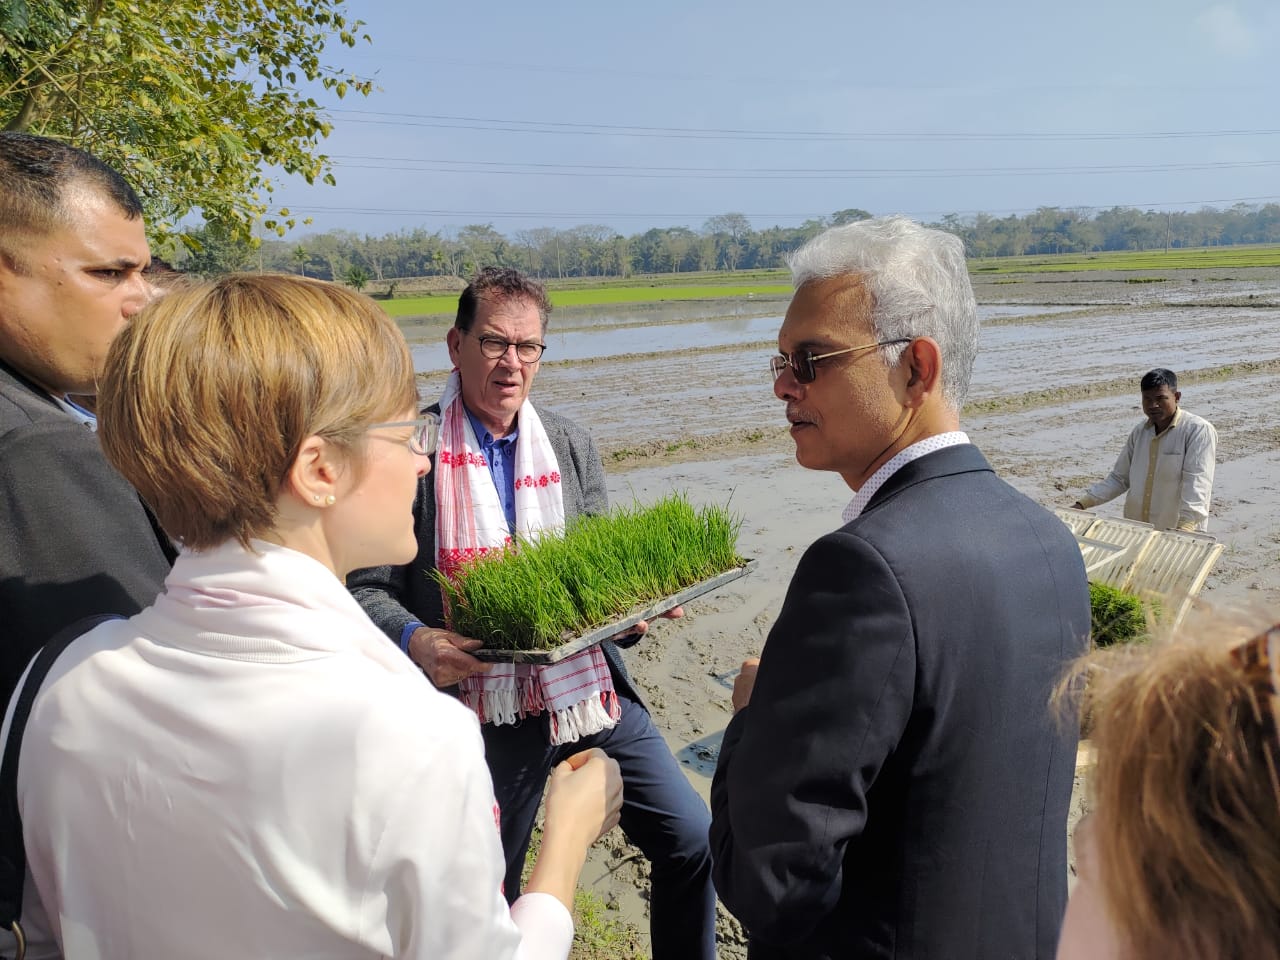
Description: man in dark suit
xmin=0 ymin=133 xmax=174 ymax=702
xmin=349 ymin=267 xmax=717 ymax=959
xmin=709 ymin=216 xmax=1090 ymax=960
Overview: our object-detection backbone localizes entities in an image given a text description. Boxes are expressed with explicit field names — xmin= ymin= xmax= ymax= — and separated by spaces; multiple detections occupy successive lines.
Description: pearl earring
xmin=312 ymin=494 xmax=321 ymax=502
xmin=325 ymin=494 xmax=336 ymax=506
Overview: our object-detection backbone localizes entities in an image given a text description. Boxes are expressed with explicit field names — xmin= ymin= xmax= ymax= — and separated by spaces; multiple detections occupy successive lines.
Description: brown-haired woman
xmin=1057 ymin=620 xmax=1280 ymax=960
xmin=5 ymin=274 xmax=621 ymax=959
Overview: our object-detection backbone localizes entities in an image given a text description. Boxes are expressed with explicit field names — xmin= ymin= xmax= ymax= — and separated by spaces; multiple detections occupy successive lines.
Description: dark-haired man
xmin=1073 ymin=367 xmax=1217 ymax=531
xmin=350 ymin=266 xmax=717 ymax=959
xmin=0 ymin=132 xmax=175 ymax=703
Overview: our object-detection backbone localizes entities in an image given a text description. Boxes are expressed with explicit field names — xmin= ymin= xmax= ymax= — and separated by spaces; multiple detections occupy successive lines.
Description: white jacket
xmin=1078 ymin=408 xmax=1217 ymax=531
xmin=3 ymin=540 xmax=571 ymax=960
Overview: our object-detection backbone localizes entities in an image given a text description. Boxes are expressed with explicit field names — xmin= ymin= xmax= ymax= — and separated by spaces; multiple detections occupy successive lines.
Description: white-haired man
xmin=710 ymin=216 xmax=1090 ymax=959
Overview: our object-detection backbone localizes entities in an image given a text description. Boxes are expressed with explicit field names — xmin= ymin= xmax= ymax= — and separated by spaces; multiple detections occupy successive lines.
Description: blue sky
xmin=270 ymin=0 xmax=1280 ymax=238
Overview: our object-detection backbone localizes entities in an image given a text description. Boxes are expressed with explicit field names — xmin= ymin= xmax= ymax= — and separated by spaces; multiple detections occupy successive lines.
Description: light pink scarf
xmin=436 ymin=371 xmax=619 ymax=744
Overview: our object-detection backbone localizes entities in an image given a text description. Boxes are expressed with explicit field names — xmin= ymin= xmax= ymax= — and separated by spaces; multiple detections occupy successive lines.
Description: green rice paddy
xmin=377 ymin=244 xmax=1280 ymax=317
xmin=435 ymin=494 xmax=744 ymax=651
xmin=971 ymin=245 xmax=1280 ymax=274
xmin=381 ymin=282 xmax=791 ymax=316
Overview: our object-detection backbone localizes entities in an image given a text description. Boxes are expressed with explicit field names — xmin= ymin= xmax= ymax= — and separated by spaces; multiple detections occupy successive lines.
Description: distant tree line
xmin=940 ymin=203 xmax=1280 ymax=258
xmin=175 ymin=203 xmax=1280 ymax=281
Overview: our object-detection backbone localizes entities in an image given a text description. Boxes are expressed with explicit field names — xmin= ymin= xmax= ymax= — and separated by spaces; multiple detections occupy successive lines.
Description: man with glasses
xmin=709 ymin=217 xmax=1090 ymax=959
xmin=349 ymin=266 xmax=718 ymax=960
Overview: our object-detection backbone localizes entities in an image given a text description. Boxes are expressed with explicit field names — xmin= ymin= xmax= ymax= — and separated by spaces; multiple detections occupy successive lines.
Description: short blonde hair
xmin=98 ymin=274 xmax=417 ymax=550
xmin=1066 ymin=618 xmax=1280 ymax=960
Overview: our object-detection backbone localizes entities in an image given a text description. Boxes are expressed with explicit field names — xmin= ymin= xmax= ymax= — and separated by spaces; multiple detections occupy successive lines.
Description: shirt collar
xmin=464 ymin=406 xmax=518 ymax=449
xmin=842 ymin=431 xmax=970 ymax=523
xmin=52 ymin=394 xmax=98 ymax=430
xmin=1148 ymin=407 xmax=1182 ymax=437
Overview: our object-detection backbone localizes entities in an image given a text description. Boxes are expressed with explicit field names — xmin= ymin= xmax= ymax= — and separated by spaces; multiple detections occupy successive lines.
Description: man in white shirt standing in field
xmin=1074 ymin=367 xmax=1217 ymax=531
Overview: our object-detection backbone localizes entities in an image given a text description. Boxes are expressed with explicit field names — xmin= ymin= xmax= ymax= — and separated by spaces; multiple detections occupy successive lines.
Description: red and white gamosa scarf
xmin=436 ymin=370 xmax=619 ymax=744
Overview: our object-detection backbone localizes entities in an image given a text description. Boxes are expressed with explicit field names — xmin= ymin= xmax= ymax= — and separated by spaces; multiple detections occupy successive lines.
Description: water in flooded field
xmin=406 ymin=284 xmax=1280 ymax=454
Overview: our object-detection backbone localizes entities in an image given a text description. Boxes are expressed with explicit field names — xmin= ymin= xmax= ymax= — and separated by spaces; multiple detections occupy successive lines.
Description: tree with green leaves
xmin=182 ymin=222 xmax=256 ymax=277
xmin=343 ymin=264 xmax=369 ymax=291
xmin=0 ymin=0 xmax=373 ymax=247
xmin=831 ymin=208 xmax=872 ymax=226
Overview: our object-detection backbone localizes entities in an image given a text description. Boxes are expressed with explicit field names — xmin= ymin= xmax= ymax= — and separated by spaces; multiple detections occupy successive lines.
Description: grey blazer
xmin=348 ymin=402 xmax=641 ymax=701
xmin=0 ymin=359 xmax=174 ymax=702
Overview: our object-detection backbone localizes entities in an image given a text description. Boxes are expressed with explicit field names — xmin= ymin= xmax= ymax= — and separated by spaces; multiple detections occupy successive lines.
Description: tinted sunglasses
xmin=770 ymin=338 xmax=912 ymax=384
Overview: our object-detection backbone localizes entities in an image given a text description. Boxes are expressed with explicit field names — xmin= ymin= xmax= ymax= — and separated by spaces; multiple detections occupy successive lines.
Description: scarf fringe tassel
xmin=473 ymin=688 xmax=619 ymax=745
xmin=548 ymin=691 xmax=621 ymax=746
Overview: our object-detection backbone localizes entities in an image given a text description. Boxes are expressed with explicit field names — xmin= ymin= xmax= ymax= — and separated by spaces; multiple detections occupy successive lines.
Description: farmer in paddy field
xmin=349 ymin=266 xmax=718 ymax=959
xmin=709 ymin=216 xmax=1090 ymax=959
xmin=1072 ymin=367 xmax=1217 ymax=531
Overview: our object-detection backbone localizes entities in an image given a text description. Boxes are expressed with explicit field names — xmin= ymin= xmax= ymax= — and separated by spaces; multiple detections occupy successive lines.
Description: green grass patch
xmin=435 ymin=493 xmax=744 ymax=650
xmin=549 ymin=283 xmax=790 ymax=306
xmin=969 ymin=244 xmax=1280 ymax=274
xmin=569 ymin=887 xmax=647 ymax=959
xmin=381 ymin=293 xmax=464 ymax=317
xmin=381 ymin=281 xmax=791 ymax=316
xmin=521 ymin=827 xmax=647 ymax=960
xmin=1090 ymin=581 xmax=1157 ymax=646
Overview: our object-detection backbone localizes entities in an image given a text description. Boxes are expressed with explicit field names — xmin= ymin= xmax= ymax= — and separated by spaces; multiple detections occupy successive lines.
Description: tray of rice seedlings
xmin=434 ymin=493 xmax=752 ymax=663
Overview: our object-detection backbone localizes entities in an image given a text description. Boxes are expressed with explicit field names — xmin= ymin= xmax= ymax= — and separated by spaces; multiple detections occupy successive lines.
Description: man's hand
xmin=611 ymin=605 xmax=684 ymax=643
xmin=406 ymin=626 xmax=493 ymax=687
xmin=732 ymin=656 xmax=760 ymax=713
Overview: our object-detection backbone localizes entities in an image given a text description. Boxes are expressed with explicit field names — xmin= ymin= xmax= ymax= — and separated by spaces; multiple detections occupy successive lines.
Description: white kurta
xmin=1078 ymin=408 xmax=1217 ymax=531
xmin=2 ymin=540 xmax=572 ymax=960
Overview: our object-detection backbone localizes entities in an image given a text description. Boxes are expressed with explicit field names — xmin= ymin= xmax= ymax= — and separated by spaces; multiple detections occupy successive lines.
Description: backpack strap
xmin=0 ymin=614 xmax=124 ymax=955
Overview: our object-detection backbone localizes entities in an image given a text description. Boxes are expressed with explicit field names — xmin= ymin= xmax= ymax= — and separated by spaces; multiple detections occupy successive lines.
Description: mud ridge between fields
xmin=967 ymin=358 xmax=1280 ymax=417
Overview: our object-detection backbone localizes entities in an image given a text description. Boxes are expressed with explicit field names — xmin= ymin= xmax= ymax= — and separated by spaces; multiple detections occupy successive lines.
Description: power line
xmin=326 ymin=109 xmax=1280 ymax=144
xmin=327 ymin=155 xmax=1280 ymax=181
xmin=283 ymin=194 xmax=1280 ymax=224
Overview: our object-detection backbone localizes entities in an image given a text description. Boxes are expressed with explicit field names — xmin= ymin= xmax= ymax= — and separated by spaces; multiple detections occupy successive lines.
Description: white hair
xmin=787 ymin=216 xmax=978 ymax=410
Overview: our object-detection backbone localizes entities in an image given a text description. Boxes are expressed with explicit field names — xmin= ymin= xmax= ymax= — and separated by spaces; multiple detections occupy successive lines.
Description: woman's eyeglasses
xmin=468 ymin=331 xmax=546 ymax=363
xmin=770 ymin=338 xmax=912 ymax=384
xmin=367 ymin=413 xmax=440 ymax=456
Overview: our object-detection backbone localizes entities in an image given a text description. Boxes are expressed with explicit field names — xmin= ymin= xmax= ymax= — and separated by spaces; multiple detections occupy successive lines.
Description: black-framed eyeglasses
xmin=770 ymin=338 xmax=912 ymax=384
xmin=367 ymin=413 xmax=440 ymax=456
xmin=467 ymin=331 xmax=546 ymax=363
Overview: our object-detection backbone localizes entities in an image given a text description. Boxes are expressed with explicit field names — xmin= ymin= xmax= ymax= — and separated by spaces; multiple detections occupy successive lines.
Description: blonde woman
xmin=3 ymin=275 xmax=620 ymax=960
xmin=1058 ymin=620 xmax=1280 ymax=960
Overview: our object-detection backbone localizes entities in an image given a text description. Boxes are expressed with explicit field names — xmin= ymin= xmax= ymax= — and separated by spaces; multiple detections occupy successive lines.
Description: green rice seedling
xmin=433 ymin=493 xmax=745 ymax=651
xmin=1089 ymin=581 xmax=1157 ymax=647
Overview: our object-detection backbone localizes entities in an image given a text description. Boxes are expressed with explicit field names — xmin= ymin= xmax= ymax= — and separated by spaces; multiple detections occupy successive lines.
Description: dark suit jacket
xmin=349 ymin=402 xmax=641 ymax=701
xmin=710 ymin=444 xmax=1089 ymax=960
xmin=0 ymin=359 xmax=174 ymax=702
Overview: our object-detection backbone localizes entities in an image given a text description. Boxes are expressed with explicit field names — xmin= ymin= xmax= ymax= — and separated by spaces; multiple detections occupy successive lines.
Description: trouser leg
xmin=581 ymin=695 xmax=718 ymax=960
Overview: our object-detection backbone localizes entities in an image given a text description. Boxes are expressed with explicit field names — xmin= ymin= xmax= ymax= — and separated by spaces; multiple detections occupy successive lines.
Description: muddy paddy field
xmin=403 ymin=267 xmax=1280 ymax=956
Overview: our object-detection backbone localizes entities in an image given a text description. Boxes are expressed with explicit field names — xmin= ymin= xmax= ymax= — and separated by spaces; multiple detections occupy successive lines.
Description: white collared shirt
xmin=842 ymin=432 xmax=971 ymax=523
xmin=1077 ymin=409 xmax=1216 ymax=531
